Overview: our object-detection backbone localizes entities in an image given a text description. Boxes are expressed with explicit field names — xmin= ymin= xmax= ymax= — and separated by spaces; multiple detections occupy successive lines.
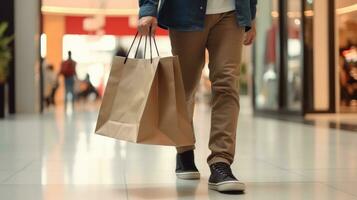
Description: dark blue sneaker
xmin=208 ymin=162 xmax=245 ymax=192
xmin=175 ymin=150 xmax=200 ymax=179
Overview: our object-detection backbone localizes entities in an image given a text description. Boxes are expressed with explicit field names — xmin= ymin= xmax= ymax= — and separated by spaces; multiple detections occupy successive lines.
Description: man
xmin=60 ymin=51 xmax=77 ymax=109
xmin=138 ymin=0 xmax=257 ymax=193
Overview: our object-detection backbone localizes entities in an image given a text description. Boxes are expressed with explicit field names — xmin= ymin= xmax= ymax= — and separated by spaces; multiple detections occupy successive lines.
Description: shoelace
xmin=212 ymin=162 xmax=235 ymax=178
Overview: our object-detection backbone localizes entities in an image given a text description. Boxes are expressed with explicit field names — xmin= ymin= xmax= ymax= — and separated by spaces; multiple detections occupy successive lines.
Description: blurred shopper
xmin=340 ymin=46 xmax=357 ymax=106
xmin=138 ymin=0 xmax=257 ymax=193
xmin=115 ymin=45 xmax=127 ymax=57
xmin=77 ymin=74 xmax=100 ymax=101
xmin=44 ymin=64 xmax=58 ymax=107
xmin=116 ymin=44 xmax=144 ymax=58
xmin=60 ymin=51 xmax=77 ymax=108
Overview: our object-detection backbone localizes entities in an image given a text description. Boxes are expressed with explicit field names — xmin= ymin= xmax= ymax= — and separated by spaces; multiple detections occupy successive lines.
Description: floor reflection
xmin=1 ymin=97 xmax=357 ymax=199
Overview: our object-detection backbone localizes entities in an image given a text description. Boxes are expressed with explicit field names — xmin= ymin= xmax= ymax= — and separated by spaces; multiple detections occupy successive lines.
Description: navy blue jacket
xmin=139 ymin=0 xmax=257 ymax=32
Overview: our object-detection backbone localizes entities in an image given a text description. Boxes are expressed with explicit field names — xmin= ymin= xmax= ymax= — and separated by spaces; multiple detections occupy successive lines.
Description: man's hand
xmin=138 ymin=16 xmax=158 ymax=36
xmin=244 ymin=21 xmax=256 ymax=46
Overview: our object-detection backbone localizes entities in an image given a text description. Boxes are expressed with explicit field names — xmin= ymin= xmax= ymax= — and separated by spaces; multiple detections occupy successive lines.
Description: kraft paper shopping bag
xmin=95 ymin=33 xmax=194 ymax=146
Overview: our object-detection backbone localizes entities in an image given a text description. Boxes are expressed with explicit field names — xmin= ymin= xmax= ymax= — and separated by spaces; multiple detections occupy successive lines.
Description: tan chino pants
xmin=169 ymin=11 xmax=244 ymax=165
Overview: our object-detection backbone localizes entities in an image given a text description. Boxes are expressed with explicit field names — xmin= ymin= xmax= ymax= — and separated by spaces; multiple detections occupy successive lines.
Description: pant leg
xmin=206 ymin=11 xmax=245 ymax=165
xmin=64 ymin=77 xmax=75 ymax=107
xmin=64 ymin=78 xmax=69 ymax=106
xmin=69 ymin=77 xmax=75 ymax=105
xmin=169 ymin=28 xmax=209 ymax=153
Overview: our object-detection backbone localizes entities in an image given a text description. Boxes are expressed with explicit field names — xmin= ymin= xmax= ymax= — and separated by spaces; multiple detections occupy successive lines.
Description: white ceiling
xmin=43 ymin=0 xmax=138 ymax=9
xmin=42 ymin=0 xmax=139 ymax=15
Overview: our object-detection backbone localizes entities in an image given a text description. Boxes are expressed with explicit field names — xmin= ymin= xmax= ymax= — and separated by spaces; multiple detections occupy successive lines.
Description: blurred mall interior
xmin=0 ymin=0 xmax=357 ymax=199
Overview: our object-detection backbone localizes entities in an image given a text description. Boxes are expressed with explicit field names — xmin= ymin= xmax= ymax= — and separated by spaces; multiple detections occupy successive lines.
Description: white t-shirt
xmin=206 ymin=0 xmax=236 ymax=15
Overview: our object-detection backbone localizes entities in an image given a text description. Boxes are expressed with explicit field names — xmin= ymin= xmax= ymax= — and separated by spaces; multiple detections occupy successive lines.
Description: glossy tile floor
xmin=1 ymin=99 xmax=357 ymax=200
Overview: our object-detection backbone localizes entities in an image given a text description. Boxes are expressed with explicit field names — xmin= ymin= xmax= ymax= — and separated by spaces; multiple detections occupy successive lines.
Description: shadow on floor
xmin=118 ymin=179 xmax=245 ymax=199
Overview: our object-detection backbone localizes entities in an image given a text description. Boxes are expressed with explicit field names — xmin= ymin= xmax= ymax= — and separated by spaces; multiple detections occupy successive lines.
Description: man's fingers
xmin=138 ymin=24 xmax=149 ymax=36
xmin=151 ymin=23 xmax=157 ymax=35
xmin=139 ymin=24 xmax=156 ymax=36
xmin=244 ymin=32 xmax=256 ymax=45
xmin=138 ymin=20 xmax=150 ymax=36
xmin=247 ymin=36 xmax=254 ymax=45
xmin=244 ymin=34 xmax=252 ymax=45
xmin=138 ymin=16 xmax=158 ymax=36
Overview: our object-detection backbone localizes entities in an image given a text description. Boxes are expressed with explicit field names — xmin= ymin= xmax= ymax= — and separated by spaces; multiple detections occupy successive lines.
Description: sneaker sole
xmin=176 ymin=171 xmax=200 ymax=180
xmin=208 ymin=181 xmax=246 ymax=192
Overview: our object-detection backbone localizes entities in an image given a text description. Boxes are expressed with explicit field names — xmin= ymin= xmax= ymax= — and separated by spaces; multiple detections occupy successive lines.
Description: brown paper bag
xmin=95 ymin=55 xmax=195 ymax=147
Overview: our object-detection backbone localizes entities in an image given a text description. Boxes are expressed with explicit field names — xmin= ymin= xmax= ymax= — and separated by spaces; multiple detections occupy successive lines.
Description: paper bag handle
xmin=124 ymin=27 xmax=160 ymax=64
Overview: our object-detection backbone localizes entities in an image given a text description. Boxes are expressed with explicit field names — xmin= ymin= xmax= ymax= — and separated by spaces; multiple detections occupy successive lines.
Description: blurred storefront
xmin=253 ymin=0 xmax=357 ymax=116
xmin=1 ymin=0 xmax=356 ymax=117
xmin=41 ymin=10 xmax=170 ymax=108
xmin=336 ymin=0 xmax=357 ymax=112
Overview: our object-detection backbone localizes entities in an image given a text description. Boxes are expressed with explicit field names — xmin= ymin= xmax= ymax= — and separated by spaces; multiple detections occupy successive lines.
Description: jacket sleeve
xmin=250 ymin=0 xmax=257 ymax=20
xmin=139 ymin=0 xmax=160 ymax=18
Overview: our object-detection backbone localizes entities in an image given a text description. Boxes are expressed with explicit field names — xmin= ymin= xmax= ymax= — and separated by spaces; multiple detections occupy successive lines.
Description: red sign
xmin=65 ymin=16 xmax=168 ymax=36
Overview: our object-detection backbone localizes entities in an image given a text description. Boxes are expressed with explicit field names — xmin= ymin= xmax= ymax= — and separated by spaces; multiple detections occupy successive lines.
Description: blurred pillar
xmin=14 ymin=0 xmax=41 ymax=113
xmin=313 ymin=0 xmax=329 ymax=111
xmin=43 ymin=14 xmax=65 ymax=105
xmin=43 ymin=15 xmax=65 ymax=72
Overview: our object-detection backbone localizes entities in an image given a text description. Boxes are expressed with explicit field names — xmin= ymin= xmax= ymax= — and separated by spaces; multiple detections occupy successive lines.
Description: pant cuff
xmin=176 ymin=145 xmax=195 ymax=153
xmin=207 ymin=156 xmax=232 ymax=166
